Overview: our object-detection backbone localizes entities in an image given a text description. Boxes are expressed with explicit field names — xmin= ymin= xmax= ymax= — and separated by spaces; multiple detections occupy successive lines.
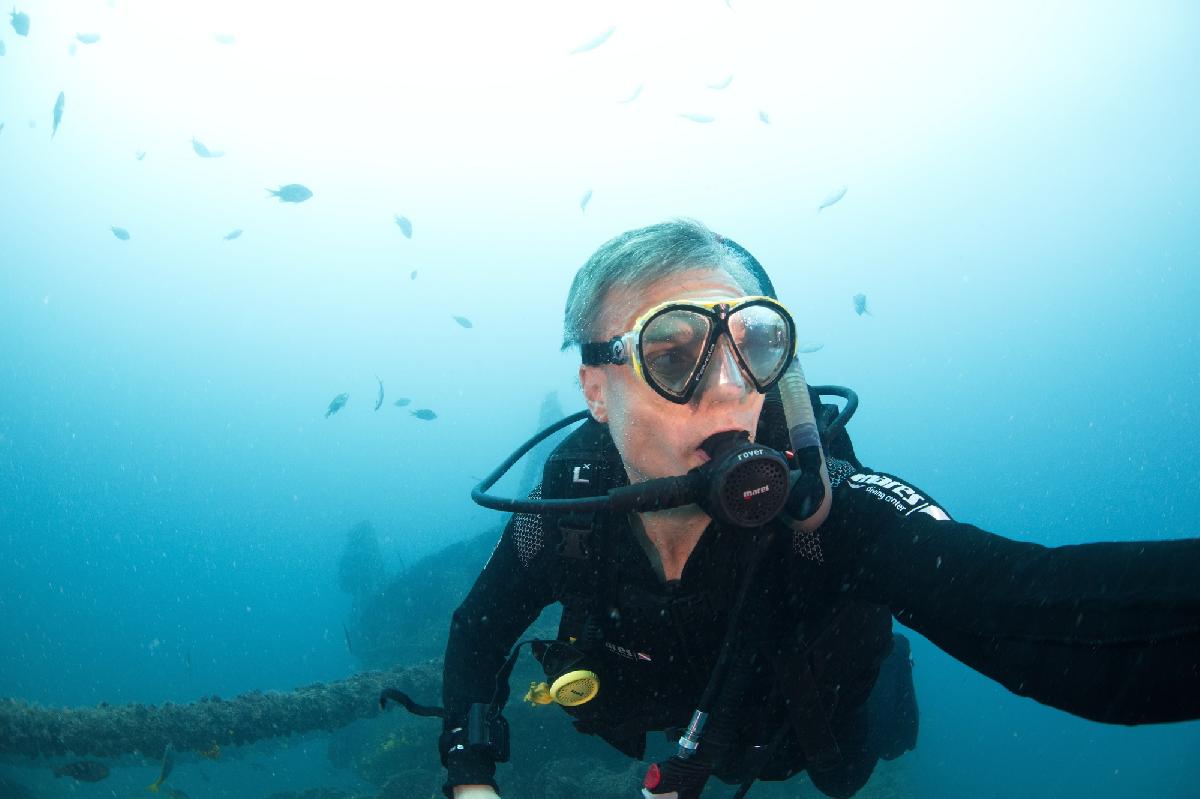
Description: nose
xmin=696 ymin=335 xmax=750 ymax=402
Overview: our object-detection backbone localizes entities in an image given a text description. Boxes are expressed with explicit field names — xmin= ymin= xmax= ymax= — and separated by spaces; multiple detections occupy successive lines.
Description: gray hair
xmin=562 ymin=219 xmax=765 ymax=353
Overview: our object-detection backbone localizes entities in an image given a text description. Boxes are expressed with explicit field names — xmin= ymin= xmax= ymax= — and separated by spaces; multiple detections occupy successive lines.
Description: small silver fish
xmin=409 ymin=270 xmax=417 ymax=280
xmin=135 ymin=149 xmax=146 ymax=160
xmin=212 ymin=32 xmax=235 ymax=45
xmin=411 ymin=409 xmax=437 ymax=421
xmin=192 ymin=137 xmax=224 ymax=158
xmin=758 ymin=110 xmax=770 ymax=124
xmin=569 ymin=26 xmax=614 ymax=55
xmin=853 ymin=293 xmax=871 ymax=316
xmin=393 ymin=398 xmax=411 ymax=407
xmin=111 ymin=226 xmax=130 ymax=240
xmin=0 ymin=39 xmax=7 ymax=56
xmin=706 ymin=74 xmax=733 ymax=90
xmin=580 ymin=189 xmax=593 ymax=212
xmin=617 ymin=84 xmax=643 ymax=104
xmin=452 ymin=315 xmax=473 ymax=329
xmin=374 ymin=376 xmax=384 ymax=411
xmin=268 ymin=184 xmax=312 ymax=203
xmin=51 ymin=91 xmax=64 ymax=138
xmin=679 ymin=113 xmax=715 ymax=124
xmin=818 ymin=186 xmax=847 ymax=213
xmin=68 ymin=42 xmax=76 ymax=56
xmin=10 ymin=9 xmax=29 ymax=37
xmin=394 ymin=215 xmax=412 ymax=238
xmin=76 ymin=32 xmax=100 ymax=44
xmin=796 ymin=342 xmax=824 ymax=354
xmin=325 ymin=393 xmax=349 ymax=417
xmin=223 ymin=229 xmax=242 ymax=240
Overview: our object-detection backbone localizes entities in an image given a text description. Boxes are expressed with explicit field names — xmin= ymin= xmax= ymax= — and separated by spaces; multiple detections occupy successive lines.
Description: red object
xmin=644 ymin=763 xmax=662 ymax=790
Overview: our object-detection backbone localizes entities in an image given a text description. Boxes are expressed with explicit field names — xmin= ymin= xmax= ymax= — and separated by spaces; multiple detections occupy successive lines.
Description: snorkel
xmin=774 ymin=360 xmax=832 ymax=532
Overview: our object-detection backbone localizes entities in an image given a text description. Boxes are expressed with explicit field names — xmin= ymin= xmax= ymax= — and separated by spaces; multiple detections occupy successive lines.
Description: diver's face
xmin=579 ymin=268 xmax=765 ymax=484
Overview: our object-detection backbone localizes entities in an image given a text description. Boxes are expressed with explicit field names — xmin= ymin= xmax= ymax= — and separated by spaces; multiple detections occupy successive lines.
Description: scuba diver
xmin=402 ymin=220 xmax=1200 ymax=799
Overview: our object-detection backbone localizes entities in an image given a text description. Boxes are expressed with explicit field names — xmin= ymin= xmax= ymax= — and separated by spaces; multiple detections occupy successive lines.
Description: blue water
xmin=1 ymin=1 xmax=1197 ymax=797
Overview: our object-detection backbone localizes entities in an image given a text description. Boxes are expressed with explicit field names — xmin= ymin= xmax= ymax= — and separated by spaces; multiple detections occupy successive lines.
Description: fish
xmin=569 ymin=25 xmax=614 ymax=55
xmin=679 ymin=113 xmax=715 ymax=123
xmin=342 ymin=622 xmax=353 ymax=653
xmin=374 ymin=376 xmax=384 ymax=410
xmin=53 ymin=760 xmax=109 ymax=782
xmin=580 ymin=189 xmax=593 ymax=212
xmin=223 ymin=229 xmax=242 ymax=240
xmin=617 ymin=83 xmax=643 ymax=104
xmin=393 ymin=398 xmax=411 ymax=407
xmin=135 ymin=149 xmax=146 ymax=160
xmin=51 ymin=91 xmax=64 ymax=138
xmin=796 ymin=342 xmax=824 ymax=354
xmin=268 ymin=184 xmax=313 ymax=203
xmin=0 ymin=123 xmax=5 ymax=135
xmin=758 ymin=110 xmax=770 ymax=124
xmin=452 ymin=315 xmax=473 ymax=329
xmin=409 ymin=270 xmax=417 ymax=280
xmin=817 ymin=185 xmax=847 ymax=213
xmin=199 ymin=742 xmax=220 ymax=760
xmin=325 ymin=393 xmax=349 ymax=417
xmin=853 ymin=293 xmax=871 ymax=316
xmin=10 ymin=9 xmax=29 ymax=37
xmin=191 ymin=137 xmax=224 ymax=158
xmin=68 ymin=41 xmax=76 ymax=56
xmin=0 ymin=39 xmax=6 ymax=55
xmin=111 ymin=226 xmax=130 ymax=240
xmin=212 ymin=32 xmax=235 ymax=45
xmin=147 ymin=742 xmax=175 ymax=792
xmin=76 ymin=32 xmax=100 ymax=44
xmin=411 ymin=409 xmax=437 ymax=421
xmin=706 ymin=74 xmax=733 ymax=90
xmin=394 ymin=214 xmax=412 ymax=238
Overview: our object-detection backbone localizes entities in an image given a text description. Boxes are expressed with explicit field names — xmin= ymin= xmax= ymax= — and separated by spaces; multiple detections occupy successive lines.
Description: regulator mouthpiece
xmin=696 ymin=430 xmax=791 ymax=528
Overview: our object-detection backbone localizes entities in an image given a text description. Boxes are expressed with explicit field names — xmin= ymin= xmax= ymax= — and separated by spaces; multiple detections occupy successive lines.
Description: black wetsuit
xmin=441 ymin=428 xmax=1200 ymax=796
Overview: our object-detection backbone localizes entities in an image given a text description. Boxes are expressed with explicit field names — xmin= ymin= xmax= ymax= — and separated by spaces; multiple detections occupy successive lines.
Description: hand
xmin=453 ymin=786 xmax=500 ymax=799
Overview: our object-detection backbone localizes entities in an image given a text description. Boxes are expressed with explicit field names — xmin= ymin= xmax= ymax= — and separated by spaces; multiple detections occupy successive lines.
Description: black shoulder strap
xmin=539 ymin=419 xmax=626 ymax=609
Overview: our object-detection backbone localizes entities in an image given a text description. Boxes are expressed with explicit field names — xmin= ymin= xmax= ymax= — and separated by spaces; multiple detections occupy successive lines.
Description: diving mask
xmin=581 ymin=296 xmax=797 ymax=404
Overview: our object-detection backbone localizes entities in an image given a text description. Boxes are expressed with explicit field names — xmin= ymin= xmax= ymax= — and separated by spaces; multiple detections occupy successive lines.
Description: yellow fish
xmin=147 ymin=742 xmax=174 ymax=792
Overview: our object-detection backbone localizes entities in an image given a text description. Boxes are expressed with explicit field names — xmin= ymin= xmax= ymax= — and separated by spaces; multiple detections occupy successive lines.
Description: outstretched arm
xmin=825 ymin=468 xmax=1200 ymax=724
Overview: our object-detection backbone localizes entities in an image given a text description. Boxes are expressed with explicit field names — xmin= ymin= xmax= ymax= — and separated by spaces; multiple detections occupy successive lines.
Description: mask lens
xmin=728 ymin=303 xmax=793 ymax=387
xmin=640 ymin=310 xmax=712 ymax=397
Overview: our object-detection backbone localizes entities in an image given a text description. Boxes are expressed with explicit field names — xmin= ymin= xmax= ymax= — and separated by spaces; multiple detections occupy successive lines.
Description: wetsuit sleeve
xmin=824 ymin=468 xmax=1200 ymax=725
xmin=441 ymin=510 xmax=556 ymax=790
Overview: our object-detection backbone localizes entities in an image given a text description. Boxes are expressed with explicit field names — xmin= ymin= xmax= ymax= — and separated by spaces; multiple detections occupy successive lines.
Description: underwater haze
xmin=1 ymin=1 xmax=1198 ymax=797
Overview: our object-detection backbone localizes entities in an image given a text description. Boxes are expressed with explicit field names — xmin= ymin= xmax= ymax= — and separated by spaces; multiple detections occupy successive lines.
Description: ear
xmin=579 ymin=365 xmax=609 ymax=423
